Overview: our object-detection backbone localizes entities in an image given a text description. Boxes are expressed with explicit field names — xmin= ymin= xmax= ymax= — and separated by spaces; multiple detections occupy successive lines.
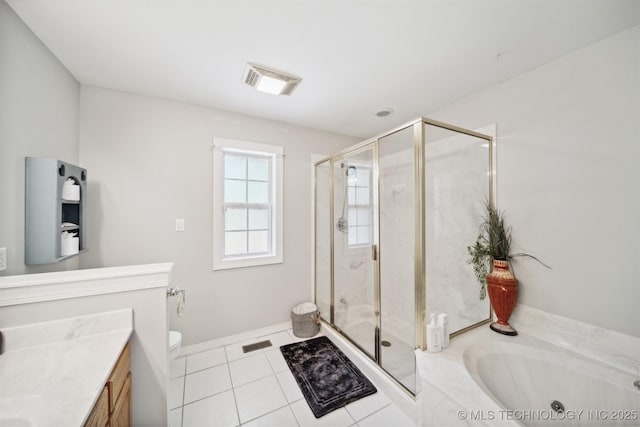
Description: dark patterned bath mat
xmin=280 ymin=336 xmax=377 ymax=418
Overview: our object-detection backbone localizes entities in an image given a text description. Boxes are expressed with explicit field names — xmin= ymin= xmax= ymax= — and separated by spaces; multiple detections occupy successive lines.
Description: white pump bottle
xmin=427 ymin=313 xmax=442 ymax=352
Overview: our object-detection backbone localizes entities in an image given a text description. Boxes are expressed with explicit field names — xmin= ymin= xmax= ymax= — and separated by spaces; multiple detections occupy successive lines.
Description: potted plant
xmin=467 ymin=200 xmax=549 ymax=336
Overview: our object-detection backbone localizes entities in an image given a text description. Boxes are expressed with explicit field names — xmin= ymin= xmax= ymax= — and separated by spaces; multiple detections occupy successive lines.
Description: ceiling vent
xmin=243 ymin=63 xmax=302 ymax=96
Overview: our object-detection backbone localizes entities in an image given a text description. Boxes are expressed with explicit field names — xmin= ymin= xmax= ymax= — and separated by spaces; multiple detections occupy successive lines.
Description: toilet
xmin=169 ymin=330 xmax=182 ymax=360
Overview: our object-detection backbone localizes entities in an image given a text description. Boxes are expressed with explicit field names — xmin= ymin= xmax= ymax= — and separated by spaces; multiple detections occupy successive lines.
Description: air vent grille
xmin=242 ymin=63 xmax=301 ymax=96
xmin=244 ymin=68 xmax=260 ymax=86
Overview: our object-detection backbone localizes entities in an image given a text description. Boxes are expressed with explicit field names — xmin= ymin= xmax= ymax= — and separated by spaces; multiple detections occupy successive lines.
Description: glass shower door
xmin=378 ymin=125 xmax=417 ymax=394
xmin=332 ymin=146 xmax=377 ymax=358
xmin=424 ymin=124 xmax=491 ymax=333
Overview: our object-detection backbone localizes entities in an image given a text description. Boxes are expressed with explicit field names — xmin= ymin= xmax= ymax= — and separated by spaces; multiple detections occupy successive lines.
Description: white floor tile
xmin=275 ymin=369 xmax=303 ymax=403
xmin=186 ymin=347 xmax=227 ymax=373
xmin=286 ymin=330 xmax=310 ymax=343
xmin=225 ymin=338 xmax=260 ymax=362
xmin=242 ymin=406 xmax=298 ymax=427
xmin=169 ymin=324 xmax=417 ymax=427
xmin=171 ymin=357 xmax=187 ymax=379
xmin=228 ymin=353 xmax=274 ymax=387
xmin=357 ymin=404 xmax=415 ymax=427
xmin=169 ymin=376 xmax=185 ymax=410
xmin=290 ymin=399 xmax=355 ymax=427
xmin=184 ymin=364 xmax=232 ymax=404
xmin=169 ymin=407 xmax=182 ymax=427
xmin=182 ymin=390 xmax=239 ymax=427
xmin=234 ymin=376 xmax=288 ymax=424
xmin=344 ymin=392 xmax=391 ymax=422
xmin=287 ymin=330 xmax=325 ymax=343
xmin=265 ymin=348 xmax=289 ymax=373
xmin=258 ymin=331 xmax=296 ymax=348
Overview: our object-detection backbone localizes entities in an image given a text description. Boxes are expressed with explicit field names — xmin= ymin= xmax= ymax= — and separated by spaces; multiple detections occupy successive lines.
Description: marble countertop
xmin=416 ymin=304 xmax=640 ymax=426
xmin=0 ymin=309 xmax=133 ymax=426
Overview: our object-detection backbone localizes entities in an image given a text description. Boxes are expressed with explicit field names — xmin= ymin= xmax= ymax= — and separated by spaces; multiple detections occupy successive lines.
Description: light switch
xmin=175 ymin=219 xmax=185 ymax=232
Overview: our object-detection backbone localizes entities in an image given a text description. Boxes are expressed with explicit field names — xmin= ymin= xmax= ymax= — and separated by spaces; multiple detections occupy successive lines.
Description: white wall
xmin=78 ymin=86 xmax=358 ymax=345
xmin=428 ymin=26 xmax=640 ymax=337
xmin=0 ymin=0 xmax=80 ymax=276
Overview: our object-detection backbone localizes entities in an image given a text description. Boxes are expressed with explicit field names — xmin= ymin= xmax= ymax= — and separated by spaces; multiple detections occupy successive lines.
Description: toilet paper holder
xmin=167 ymin=286 xmax=186 ymax=317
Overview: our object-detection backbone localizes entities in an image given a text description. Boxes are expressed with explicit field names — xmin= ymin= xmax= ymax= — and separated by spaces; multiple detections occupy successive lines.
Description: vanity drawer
xmin=111 ymin=372 xmax=132 ymax=427
xmin=85 ymin=385 xmax=109 ymax=427
xmin=108 ymin=342 xmax=131 ymax=412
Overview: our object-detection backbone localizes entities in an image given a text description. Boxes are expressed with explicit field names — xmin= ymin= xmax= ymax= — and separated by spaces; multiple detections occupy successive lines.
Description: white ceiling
xmin=7 ymin=0 xmax=640 ymax=138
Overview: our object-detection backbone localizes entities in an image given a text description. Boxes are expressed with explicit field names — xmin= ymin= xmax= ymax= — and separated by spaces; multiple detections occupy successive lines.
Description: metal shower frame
xmin=313 ymin=117 xmax=494 ymax=395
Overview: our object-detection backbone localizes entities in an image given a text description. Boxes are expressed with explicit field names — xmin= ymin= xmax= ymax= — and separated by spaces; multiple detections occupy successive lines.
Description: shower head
xmin=345 ymin=165 xmax=358 ymax=186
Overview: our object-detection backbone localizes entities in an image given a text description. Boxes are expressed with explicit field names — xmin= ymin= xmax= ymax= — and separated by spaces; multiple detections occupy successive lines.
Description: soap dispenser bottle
xmin=427 ymin=314 xmax=442 ymax=353
xmin=438 ymin=313 xmax=449 ymax=348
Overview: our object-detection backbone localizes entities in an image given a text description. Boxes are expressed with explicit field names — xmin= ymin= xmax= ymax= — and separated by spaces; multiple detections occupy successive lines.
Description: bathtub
xmin=463 ymin=341 xmax=640 ymax=426
xmin=416 ymin=305 xmax=640 ymax=427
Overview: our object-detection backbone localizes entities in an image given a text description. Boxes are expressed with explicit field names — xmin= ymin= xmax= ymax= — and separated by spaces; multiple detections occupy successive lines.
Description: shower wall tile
xmin=424 ymin=132 xmax=491 ymax=333
xmin=379 ymin=148 xmax=415 ymax=346
xmin=321 ymin=128 xmax=490 ymax=351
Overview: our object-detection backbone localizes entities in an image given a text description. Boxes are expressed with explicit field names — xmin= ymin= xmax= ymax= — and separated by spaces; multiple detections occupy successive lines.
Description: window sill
xmin=212 ymin=254 xmax=283 ymax=271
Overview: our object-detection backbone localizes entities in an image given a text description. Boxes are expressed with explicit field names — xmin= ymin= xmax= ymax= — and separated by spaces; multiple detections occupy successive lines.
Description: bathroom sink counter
xmin=0 ymin=309 xmax=133 ymax=426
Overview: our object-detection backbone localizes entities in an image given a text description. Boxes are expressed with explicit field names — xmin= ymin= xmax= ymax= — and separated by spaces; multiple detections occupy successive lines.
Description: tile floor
xmin=169 ymin=328 xmax=416 ymax=427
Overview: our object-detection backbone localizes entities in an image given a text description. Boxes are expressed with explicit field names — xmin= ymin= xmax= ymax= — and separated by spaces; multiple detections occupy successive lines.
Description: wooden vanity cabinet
xmin=85 ymin=386 xmax=109 ymax=426
xmin=85 ymin=342 xmax=131 ymax=427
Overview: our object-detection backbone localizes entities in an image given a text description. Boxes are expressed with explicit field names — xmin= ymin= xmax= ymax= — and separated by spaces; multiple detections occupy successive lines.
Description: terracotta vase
xmin=486 ymin=259 xmax=518 ymax=336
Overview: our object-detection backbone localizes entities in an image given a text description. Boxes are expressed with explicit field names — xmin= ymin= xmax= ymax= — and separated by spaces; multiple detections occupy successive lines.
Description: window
xmin=347 ymin=165 xmax=372 ymax=246
xmin=213 ymin=138 xmax=284 ymax=270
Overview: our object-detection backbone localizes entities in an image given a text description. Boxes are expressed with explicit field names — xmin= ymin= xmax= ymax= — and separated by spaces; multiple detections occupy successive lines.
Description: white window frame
xmin=213 ymin=137 xmax=284 ymax=270
xmin=347 ymin=164 xmax=373 ymax=247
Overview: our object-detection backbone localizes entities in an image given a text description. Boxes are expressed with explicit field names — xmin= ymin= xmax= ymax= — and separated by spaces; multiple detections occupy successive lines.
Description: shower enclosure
xmin=314 ymin=117 xmax=494 ymax=395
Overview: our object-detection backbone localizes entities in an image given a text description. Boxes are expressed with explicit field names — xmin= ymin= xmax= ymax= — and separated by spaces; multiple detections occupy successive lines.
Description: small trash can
xmin=291 ymin=302 xmax=321 ymax=338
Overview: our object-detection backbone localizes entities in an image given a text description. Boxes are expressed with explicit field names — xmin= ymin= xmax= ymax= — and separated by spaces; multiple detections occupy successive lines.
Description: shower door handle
xmin=371 ymin=244 xmax=378 ymax=261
